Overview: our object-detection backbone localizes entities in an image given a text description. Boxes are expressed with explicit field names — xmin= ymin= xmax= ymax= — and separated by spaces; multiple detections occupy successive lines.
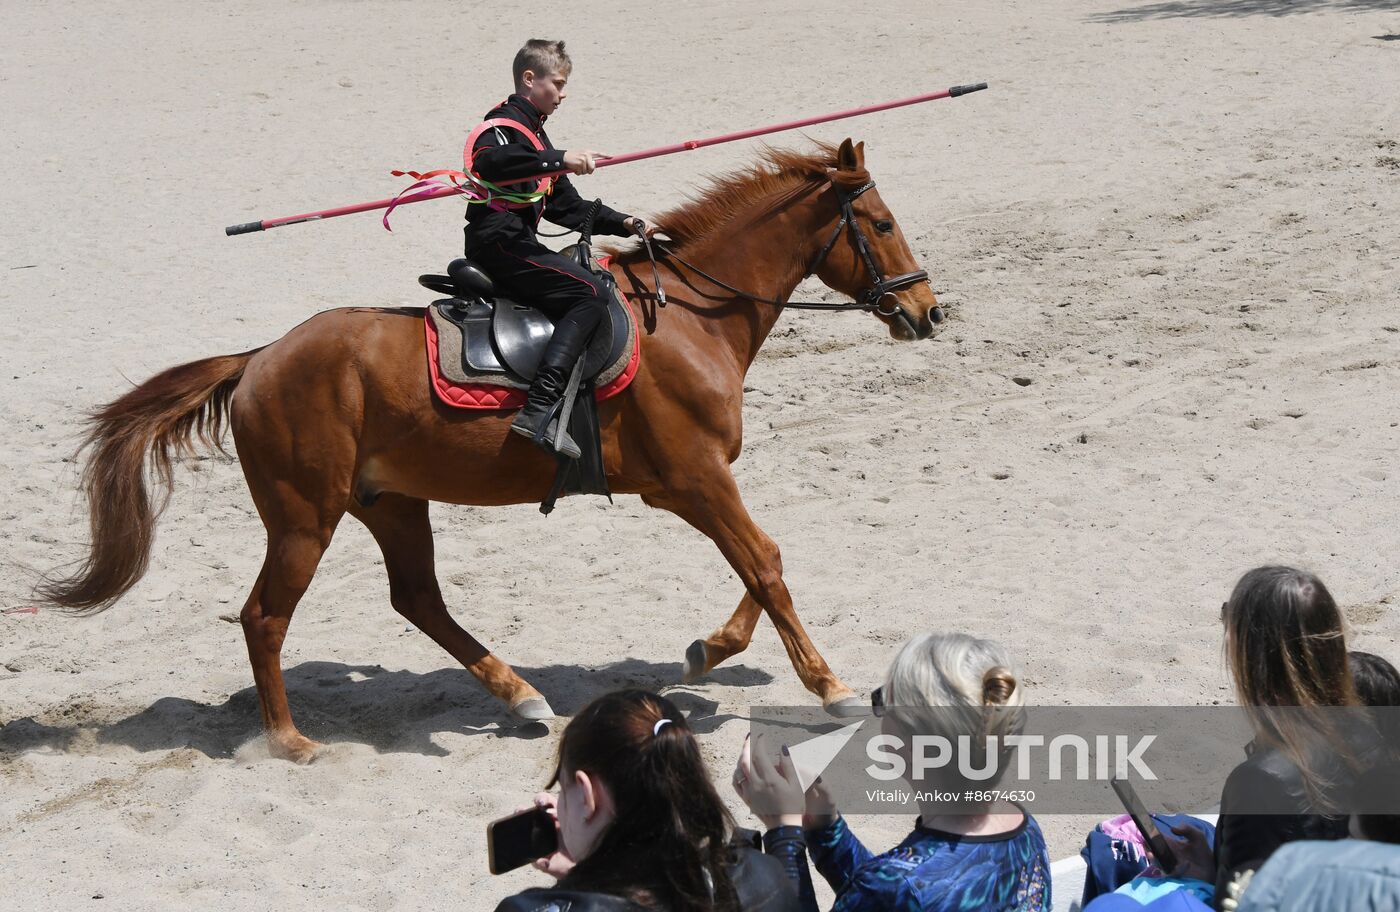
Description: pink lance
xmin=224 ymin=83 xmax=987 ymax=236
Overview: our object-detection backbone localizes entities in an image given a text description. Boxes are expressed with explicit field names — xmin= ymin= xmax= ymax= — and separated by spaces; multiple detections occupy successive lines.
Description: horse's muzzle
xmin=912 ymin=305 xmax=945 ymax=340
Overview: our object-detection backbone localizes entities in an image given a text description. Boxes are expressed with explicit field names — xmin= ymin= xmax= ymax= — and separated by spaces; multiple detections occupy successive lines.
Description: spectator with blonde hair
xmin=734 ymin=632 xmax=1050 ymax=911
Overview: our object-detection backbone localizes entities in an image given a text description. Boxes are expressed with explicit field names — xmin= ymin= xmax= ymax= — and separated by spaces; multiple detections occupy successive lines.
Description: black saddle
xmin=419 ymin=256 xmax=629 ymax=384
xmin=420 ymin=253 xmax=628 ymax=516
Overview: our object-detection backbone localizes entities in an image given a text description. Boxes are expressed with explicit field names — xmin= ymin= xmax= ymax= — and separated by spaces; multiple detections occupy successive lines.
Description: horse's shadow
xmin=1088 ymin=0 xmax=1397 ymax=22
xmin=0 ymin=658 xmax=774 ymax=760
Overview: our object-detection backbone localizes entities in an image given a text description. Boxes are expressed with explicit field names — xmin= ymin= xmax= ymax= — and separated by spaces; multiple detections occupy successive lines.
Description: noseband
xmin=640 ymin=177 xmax=934 ymax=327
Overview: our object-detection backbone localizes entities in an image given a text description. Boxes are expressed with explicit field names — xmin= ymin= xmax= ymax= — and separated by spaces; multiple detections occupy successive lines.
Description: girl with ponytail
xmin=733 ymin=633 xmax=1050 ymax=911
xmin=495 ymin=689 xmax=798 ymax=912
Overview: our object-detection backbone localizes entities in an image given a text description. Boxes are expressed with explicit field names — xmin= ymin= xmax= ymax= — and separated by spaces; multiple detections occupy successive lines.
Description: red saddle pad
xmin=424 ymin=279 xmax=641 ymax=411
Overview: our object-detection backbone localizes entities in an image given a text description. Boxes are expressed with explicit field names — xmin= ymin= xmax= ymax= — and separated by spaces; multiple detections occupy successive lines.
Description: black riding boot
xmin=510 ymin=365 xmax=581 ymax=459
xmin=510 ymin=317 xmax=595 ymax=459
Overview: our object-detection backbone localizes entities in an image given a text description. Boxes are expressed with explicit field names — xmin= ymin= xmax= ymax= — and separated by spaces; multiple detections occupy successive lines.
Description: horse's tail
xmin=38 ymin=348 xmax=264 ymax=614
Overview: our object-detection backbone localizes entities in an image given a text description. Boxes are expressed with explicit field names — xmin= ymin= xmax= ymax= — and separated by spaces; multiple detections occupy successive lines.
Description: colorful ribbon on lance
xmin=382 ymin=118 xmax=555 ymax=230
xmin=381 ymin=168 xmax=467 ymax=231
xmin=381 ymin=168 xmax=551 ymax=231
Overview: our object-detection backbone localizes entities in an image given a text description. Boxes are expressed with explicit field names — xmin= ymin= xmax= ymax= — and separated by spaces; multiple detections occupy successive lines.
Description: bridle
xmin=799 ymin=179 xmax=932 ymax=316
xmin=637 ymin=177 xmax=940 ymax=331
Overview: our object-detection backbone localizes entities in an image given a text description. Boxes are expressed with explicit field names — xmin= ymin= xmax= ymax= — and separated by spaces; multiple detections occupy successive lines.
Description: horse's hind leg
xmin=349 ymin=494 xmax=551 ymax=721
xmin=234 ymin=387 xmax=353 ymax=763
xmin=240 ymin=509 xmax=341 ymax=764
xmin=682 ymin=594 xmax=761 ymax=683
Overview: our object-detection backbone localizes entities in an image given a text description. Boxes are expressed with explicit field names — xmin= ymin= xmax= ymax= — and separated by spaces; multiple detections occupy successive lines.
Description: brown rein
xmin=634 ymin=178 xmax=932 ymax=322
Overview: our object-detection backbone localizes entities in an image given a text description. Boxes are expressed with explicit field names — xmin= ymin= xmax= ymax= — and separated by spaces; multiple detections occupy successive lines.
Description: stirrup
xmin=549 ymin=355 xmax=588 ymax=456
xmin=527 ymin=401 xmax=581 ymax=460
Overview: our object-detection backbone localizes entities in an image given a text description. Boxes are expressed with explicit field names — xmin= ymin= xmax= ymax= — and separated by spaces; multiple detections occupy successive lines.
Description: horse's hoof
xmin=510 ymin=697 xmax=555 ymax=723
xmin=824 ymin=694 xmax=866 ymax=718
xmin=682 ymin=640 xmax=709 ymax=683
xmin=270 ymin=733 xmax=324 ymax=765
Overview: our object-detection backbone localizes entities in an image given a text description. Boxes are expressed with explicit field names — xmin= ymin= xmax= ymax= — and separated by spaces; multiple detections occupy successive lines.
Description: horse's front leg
xmin=646 ymin=463 xmax=859 ymax=714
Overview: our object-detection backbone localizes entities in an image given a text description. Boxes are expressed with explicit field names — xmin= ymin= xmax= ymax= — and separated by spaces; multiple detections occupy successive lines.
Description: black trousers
xmin=470 ymin=237 xmax=610 ymax=371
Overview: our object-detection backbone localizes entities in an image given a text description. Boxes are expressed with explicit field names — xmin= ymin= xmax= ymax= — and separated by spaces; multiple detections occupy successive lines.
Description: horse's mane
xmin=606 ymin=143 xmax=842 ymax=261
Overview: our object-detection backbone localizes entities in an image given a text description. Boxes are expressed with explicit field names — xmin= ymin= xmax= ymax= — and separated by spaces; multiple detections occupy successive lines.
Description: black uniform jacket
xmin=465 ymin=94 xmax=632 ymax=252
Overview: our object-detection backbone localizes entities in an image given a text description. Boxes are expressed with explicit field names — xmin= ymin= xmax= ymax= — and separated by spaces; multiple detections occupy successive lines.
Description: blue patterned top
xmin=763 ymin=812 xmax=1050 ymax=912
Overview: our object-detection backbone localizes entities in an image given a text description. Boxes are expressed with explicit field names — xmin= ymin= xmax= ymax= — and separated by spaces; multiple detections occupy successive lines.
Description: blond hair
xmin=883 ymin=633 xmax=1026 ymax=787
xmin=513 ymin=39 xmax=572 ymax=87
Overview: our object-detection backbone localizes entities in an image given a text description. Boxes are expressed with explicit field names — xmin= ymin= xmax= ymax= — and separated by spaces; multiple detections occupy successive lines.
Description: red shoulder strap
xmin=462 ymin=118 xmax=552 ymax=209
xmin=464 ymin=118 xmax=546 ymax=166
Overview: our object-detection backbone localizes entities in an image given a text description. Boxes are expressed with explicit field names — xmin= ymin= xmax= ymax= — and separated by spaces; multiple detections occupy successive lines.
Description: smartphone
xmin=486 ymin=806 xmax=559 ymax=875
xmin=1110 ymin=777 xmax=1178 ymax=872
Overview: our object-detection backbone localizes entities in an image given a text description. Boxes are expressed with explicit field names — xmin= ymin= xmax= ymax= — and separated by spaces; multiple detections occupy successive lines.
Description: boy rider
xmin=465 ymin=39 xmax=654 ymax=460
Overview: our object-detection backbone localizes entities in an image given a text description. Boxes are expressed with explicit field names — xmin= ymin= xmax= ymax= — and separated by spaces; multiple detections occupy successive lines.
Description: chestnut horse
xmin=41 ymin=139 xmax=943 ymax=762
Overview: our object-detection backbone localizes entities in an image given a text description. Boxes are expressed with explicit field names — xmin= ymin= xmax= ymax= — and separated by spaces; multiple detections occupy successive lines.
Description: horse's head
xmin=810 ymin=139 xmax=944 ymax=341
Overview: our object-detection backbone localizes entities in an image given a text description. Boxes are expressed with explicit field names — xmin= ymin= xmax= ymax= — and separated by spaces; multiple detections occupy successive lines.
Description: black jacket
xmin=493 ymin=834 xmax=800 ymax=912
xmin=1213 ymin=726 xmax=1384 ymax=907
xmin=465 ymin=94 xmax=632 ymax=251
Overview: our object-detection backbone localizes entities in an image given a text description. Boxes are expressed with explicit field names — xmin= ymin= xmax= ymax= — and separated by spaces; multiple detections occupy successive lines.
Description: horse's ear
xmin=837 ymin=138 xmax=861 ymax=172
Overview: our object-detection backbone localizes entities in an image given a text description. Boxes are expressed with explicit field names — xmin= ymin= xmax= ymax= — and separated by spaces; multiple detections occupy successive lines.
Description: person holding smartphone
xmin=491 ymin=689 xmax=798 ymax=912
xmin=1160 ymin=567 xmax=1384 ymax=906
